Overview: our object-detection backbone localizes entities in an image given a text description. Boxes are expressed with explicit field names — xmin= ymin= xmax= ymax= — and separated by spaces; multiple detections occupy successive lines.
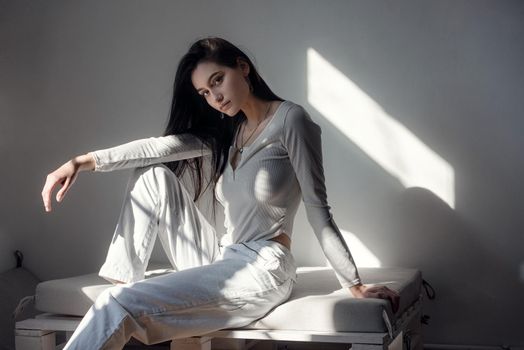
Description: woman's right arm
xmin=41 ymin=134 xmax=211 ymax=212
xmin=41 ymin=153 xmax=96 ymax=212
xmin=91 ymin=134 xmax=211 ymax=172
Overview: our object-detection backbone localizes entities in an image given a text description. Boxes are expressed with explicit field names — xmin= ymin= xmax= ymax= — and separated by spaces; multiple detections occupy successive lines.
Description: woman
xmin=42 ymin=37 xmax=399 ymax=349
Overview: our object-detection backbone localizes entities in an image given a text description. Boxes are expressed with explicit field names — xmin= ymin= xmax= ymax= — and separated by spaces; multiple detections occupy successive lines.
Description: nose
xmin=214 ymin=92 xmax=223 ymax=104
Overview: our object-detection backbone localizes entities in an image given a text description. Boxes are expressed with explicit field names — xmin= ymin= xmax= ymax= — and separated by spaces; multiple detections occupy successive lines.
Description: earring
xmin=220 ymin=112 xmax=224 ymax=119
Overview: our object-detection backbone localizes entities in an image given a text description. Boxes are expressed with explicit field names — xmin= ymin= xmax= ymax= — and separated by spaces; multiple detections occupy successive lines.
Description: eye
xmin=213 ymin=76 xmax=223 ymax=85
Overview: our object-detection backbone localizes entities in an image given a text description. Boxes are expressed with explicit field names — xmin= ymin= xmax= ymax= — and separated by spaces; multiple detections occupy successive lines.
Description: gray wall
xmin=1 ymin=0 xmax=523 ymax=346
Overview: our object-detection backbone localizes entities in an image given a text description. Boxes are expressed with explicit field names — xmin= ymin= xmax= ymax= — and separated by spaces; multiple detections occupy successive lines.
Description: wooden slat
xmin=16 ymin=317 xmax=80 ymax=332
xmin=206 ymin=329 xmax=389 ymax=344
xmin=15 ymin=302 xmax=423 ymax=347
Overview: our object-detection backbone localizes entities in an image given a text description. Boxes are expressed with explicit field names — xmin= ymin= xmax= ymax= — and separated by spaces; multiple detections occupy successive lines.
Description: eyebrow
xmin=196 ymin=71 xmax=221 ymax=92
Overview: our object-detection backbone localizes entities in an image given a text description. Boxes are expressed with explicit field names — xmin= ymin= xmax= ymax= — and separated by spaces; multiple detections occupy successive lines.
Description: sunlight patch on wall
xmin=307 ymin=48 xmax=455 ymax=208
xmin=340 ymin=229 xmax=381 ymax=267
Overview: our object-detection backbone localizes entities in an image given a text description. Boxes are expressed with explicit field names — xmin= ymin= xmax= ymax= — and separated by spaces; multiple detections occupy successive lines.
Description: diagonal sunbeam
xmin=307 ymin=48 xmax=455 ymax=208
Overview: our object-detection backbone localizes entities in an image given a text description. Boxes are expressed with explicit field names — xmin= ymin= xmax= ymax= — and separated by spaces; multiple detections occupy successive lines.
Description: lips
xmin=220 ymin=101 xmax=231 ymax=111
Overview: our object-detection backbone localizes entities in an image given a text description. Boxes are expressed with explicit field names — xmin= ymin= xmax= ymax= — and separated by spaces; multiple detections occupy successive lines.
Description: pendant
xmin=239 ymin=147 xmax=244 ymax=154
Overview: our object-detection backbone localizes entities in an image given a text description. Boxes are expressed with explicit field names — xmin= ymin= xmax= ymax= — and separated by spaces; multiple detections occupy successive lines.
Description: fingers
xmin=41 ymin=161 xmax=79 ymax=212
xmin=383 ymin=287 xmax=400 ymax=313
xmin=382 ymin=287 xmax=400 ymax=313
xmin=56 ymin=176 xmax=71 ymax=203
xmin=42 ymin=174 xmax=59 ymax=212
xmin=362 ymin=285 xmax=400 ymax=313
xmin=42 ymin=172 xmax=72 ymax=212
xmin=390 ymin=292 xmax=400 ymax=313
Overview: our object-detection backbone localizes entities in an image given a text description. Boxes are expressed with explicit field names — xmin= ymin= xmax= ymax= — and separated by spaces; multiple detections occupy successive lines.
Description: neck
xmin=240 ymin=97 xmax=271 ymax=128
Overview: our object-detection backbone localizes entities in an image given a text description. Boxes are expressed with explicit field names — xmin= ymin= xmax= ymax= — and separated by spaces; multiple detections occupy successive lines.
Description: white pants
xmin=64 ymin=165 xmax=297 ymax=350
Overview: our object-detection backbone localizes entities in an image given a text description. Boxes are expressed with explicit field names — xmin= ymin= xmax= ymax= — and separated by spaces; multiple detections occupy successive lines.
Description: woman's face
xmin=191 ymin=59 xmax=250 ymax=116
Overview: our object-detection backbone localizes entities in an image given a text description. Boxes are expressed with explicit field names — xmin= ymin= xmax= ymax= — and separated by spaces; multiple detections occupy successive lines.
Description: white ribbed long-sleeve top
xmin=91 ymin=100 xmax=361 ymax=288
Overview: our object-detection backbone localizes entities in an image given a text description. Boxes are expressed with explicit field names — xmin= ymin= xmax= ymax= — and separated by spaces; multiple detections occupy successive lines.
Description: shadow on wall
xmin=319 ymin=117 xmax=523 ymax=343
xmin=303 ymin=45 xmax=524 ymax=343
xmin=387 ymin=187 xmax=518 ymax=341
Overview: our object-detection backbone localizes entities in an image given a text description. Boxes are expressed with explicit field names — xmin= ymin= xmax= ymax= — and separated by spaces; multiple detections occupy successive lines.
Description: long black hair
xmin=163 ymin=37 xmax=283 ymax=201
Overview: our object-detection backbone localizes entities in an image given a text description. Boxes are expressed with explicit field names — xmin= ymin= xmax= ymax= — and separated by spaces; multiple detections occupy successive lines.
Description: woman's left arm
xmin=283 ymin=104 xmax=399 ymax=311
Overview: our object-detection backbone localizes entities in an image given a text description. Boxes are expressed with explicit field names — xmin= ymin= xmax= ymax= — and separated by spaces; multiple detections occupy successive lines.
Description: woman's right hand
xmin=41 ymin=153 xmax=96 ymax=212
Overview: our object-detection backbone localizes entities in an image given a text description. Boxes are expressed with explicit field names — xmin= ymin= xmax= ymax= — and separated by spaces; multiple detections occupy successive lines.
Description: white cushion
xmin=247 ymin=266 xmax=421 ymax=333
xmin=34 ymin=266 xmax=421 ymax=333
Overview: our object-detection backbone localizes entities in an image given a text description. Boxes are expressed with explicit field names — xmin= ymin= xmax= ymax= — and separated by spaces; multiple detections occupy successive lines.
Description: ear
xmin=236 ymin=57 xmax=250 ymax=77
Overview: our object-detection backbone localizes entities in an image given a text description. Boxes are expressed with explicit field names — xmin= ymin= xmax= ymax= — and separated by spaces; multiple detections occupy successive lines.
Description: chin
xmin=224 ymin=106 xmax=238 ymax=117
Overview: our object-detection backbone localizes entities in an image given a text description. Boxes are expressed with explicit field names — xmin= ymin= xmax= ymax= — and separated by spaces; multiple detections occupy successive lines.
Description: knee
xmin=106 ymin=284 xmax=153 ymax=318
xmin=128 ymin=164 xmax=193 ymax=208
xmin=131 ymin=164 xmax=182 ymax=191
xmin=92 ymin=286 xmax=123 ymax=311
xmin=91 ymin=286 xmax=138 ymax=319
xmin=134 ymin=164 xmax=172 ymax=181
xmin=106 ymin=284 xmax=134 ymax=307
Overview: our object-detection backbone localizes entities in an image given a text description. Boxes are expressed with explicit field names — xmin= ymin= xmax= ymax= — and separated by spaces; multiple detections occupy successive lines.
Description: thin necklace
xmin=237 ymin=102 xmax=271 ymax=154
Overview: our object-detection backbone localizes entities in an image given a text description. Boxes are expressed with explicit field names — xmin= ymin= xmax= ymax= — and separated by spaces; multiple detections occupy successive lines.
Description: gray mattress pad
xmin=34 ymin=266 xmax=421 ymax=333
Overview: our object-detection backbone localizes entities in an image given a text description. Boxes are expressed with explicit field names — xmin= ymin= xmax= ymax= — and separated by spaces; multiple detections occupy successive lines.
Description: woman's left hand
xmin=349 ymin=284 xmax=400 ymax=313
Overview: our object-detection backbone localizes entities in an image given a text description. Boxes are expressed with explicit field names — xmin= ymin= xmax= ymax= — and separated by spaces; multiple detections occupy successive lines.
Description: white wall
xmin=1 ymin=0 xmax=523 ymax=346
